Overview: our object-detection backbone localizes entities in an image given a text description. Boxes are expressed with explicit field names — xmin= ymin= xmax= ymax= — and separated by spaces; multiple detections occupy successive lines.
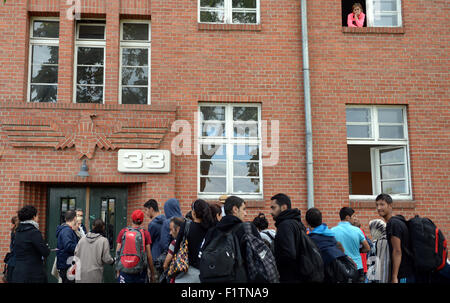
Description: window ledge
xmin=203 ymin=198 xmax=264 ymax=208
xmin=198 ymin=23 xmax=262 ymax=32
xmin=350 ymin=199 xmax=415 ymax=209
xmin=342 ymin=26 xmax=405 ymax=34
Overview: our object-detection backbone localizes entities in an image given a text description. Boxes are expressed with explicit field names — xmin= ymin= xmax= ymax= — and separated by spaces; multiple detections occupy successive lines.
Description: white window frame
xmin=198 ymin=0 xmax=260 ymax=25
xmin=198 ymin=103 xmax=263 ymax=200
xmin=73 ymin=20 xmax=106 ymax=104
xmin=27 ymin=17 xmax=60 ymax=103
xmin=366 ymin=0 xmax=402 ymax=27
xmin=347 ymin=105 xmax=412 ymax=200
xmin=119 ymin=19 xmax=151 ymax=105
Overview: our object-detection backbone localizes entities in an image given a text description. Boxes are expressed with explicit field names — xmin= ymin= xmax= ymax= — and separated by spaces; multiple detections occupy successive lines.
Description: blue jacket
xmin=160 ymin=198 xmax=182 ymax=253
xmin=56 ymin=224 xmax=79 ymax=270
xmin=148 ymin=214 xmax=166 ymax=259
xmin=309 ymin=224 xmax=346 ymax=266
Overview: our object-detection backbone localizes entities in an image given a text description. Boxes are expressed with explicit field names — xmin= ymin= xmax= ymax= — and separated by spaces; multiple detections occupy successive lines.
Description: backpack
xmin=407 ymin=215 xmax=448 ymax=273
xmin=240 ymin=223 xmax=279 ymax=283
xmin=199 ymin=224 xmax=247 ymax=283
xmin=297 ymin=228 xmax=325 ymax=283
xmin=116 ymin=227 xmax=147 ymax=274
xmin=325 ymin=255 xmax=359 ymax=283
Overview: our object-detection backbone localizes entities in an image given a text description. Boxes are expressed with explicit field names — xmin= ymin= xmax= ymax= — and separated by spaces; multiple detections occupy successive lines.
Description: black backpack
xmin=297 ymin=228 xmax=325 ymax=283
xmin=199 ymin=225 xmax=247 ymax=283
xmin=325 ymin=255 xmax=359 ymax=283
xmin=407 ymin=215 xmax=448 ymax=273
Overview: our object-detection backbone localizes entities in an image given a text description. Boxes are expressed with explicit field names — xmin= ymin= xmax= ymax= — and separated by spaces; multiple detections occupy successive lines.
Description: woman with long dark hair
xmin=173 ymin=199 xmax=215 ymax=283
xmin=11 ymin=205 xmax=50 ymax=283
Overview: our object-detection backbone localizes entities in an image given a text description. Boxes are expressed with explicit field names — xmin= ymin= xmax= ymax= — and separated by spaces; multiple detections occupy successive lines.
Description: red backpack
xmin=116 ymin=227 xmax=147 ymax=274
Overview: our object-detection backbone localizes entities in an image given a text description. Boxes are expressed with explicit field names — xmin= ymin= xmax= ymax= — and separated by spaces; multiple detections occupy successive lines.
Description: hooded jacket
xmin=148 ymin=214 xmax=166 ymax=259
xmin=308 ymin=224 xmax=346 ymax=266
xmin=274 ymin=208 xmax=305 ymax=282
xmin=56 ymin=223 xmax=79 ymax=270
xmin=74 ymin=232 xmax=114 ymax=283
xmin=159 ymin=198 xmax=182 ymax=253
xmin=11 ymin=222 xmax=50 ymax=283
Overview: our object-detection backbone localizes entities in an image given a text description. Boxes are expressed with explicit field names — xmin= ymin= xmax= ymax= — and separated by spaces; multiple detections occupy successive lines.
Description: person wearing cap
xmin=116 ymin=209 xmax=156 ymax=283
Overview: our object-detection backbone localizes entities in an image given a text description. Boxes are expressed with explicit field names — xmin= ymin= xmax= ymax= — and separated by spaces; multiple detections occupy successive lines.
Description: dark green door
xmin=46 ymin=187 xmax=86 ymax=283
xmin=46 ymin=186 xmax=127 ymax=283
xmin=89 ymin=187 xmax=127 ymax=283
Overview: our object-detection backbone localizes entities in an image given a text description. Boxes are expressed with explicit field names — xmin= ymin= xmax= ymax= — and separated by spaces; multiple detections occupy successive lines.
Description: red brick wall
xmin=0 ymin=0 xmax=448 ymax=266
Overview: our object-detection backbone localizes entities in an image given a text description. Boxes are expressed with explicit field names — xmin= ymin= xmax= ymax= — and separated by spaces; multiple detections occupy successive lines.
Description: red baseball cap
xmin=131 ymin=209 xmax=144 ymax=224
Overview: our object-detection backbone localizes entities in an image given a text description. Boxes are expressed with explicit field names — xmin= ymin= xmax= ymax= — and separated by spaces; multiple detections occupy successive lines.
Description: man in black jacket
xmin=200 ymin=196 xmax=261 ymax=282
xmin=270 ymin=193 xmax=305 ymax=282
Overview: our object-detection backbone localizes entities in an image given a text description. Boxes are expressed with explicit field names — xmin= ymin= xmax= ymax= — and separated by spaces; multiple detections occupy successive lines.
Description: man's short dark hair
xmin=143 ymin=199 xmax=159 ymax=212
xmin=224 ymin=196 xmax=245 ymax=216
xmin=271 ymin=193 xmax=291 ymax=209
xmin=305 ymin=208 xmax=322 ymax=228
xmin=91 ymin=219 xmax=105 ymax=234
xmin=18 ymin=205 xmax=37 ymax=222
xmin=65 ymin=210 xmax=77 ymax=223
xmin=375 ymin=193 xmax=393 ymax=205
xmin=339 ymin=207 xmax=355 ymax=221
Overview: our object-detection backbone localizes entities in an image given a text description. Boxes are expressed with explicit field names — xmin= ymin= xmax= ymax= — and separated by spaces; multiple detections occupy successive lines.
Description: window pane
xmin=379 ymin=125 xmax=404 ymax=139
xmin=77 ymin=47 xmax=104 ymax=65
xmin=234 ymin=145 xmax=259 ymax=161
xmin=232 ymin=12 xmax=257 ymax=24
xmin=233 ymin=107 xmax=258 ymax=121
xmin=232 ymin=0 xmax=256 ymax=8
xmin=121 ymin=67 xmax=148 ymax=85
xmin=123 ymin=23 xmax=149 ymax=41
xmin=233 ymin=178 xmax=260 ymax=193
xmin=201 ymin=144 xmax=226 ymax=160
xmin=233 ymin=122 xmax=258 ymax=137
xmin=346 ymin=108 xmax=370 ymax=123
xmin=122 ymin=87 xmax=148 ymax=104
xmin=200 ymin=161 xmax=226 ymax=176
xmin=31 ymin=65 xmax=58 ymax=83
xmin=348 ymin=145 xmax=373 ymax=195
xmin=380 ymin=148 xmax=404 ymax=164
xmin=200 ymin=177 xmax=226 ymax=192
xmin=374 ymin=0 xmax=397 ymax=11
xmin=33 ymin=21 xmax=59 ymax=38
xmin=378 ymin=108 xmax=403 ymax=123
xmin=374 ymin=14 xmax=398 ymax=26
xmin=30 ymin=85 xmax=57 ymax=103
xmin=381 ymin=165 xmax=405 ymax=180
xmin=76 ymin=85 xmax=103 ymax=103
xmin=78 ymin=25 xmax=105 ymax=39
xmin=201 ymin=106 xmax=225 ymax=121
xmin=202 ymin=122 xmax=225 ymax=137
xmin=382 ymin=180 xmax=406 ymax=194
xmin=233 ymin=161 xmax=259 ymax=177
xmin=122 ymin=48 xmax=148 ymax=66
xmin=347 ymin=125 xmax=371 ymax=138
xmin=32 ymin=45 xmax=59 ymax=64
xmin=77 ymin=66 xmax=104 ymax=85
xmin=200 ymin=0 xmax=224 ymax=8
xmin=200 ymin=11 xmax=225 ymax=23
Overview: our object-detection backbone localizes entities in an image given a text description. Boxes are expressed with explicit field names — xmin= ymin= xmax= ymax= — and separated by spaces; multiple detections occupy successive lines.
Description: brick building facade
xmin=0 ymin=0 xmax=448 ymax=279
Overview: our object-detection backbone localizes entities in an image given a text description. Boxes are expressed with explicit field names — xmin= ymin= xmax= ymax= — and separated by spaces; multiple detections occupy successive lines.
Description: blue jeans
xmin=118 ymin=270 xmax=148 ymax=283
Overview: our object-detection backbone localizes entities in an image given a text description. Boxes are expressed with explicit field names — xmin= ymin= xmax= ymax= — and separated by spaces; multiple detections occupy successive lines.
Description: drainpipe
xmin=300 ymin=0 xmax=314 ymax=209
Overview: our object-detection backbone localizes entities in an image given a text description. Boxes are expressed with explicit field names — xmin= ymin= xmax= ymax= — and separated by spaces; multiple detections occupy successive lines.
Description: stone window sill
xmin=342 ymin=26 xmax=405 ymax=34
xmin=198 ymin=23 xmax=262 ymax=32
xmin=350 ymin=199 xmax=415 ymax=209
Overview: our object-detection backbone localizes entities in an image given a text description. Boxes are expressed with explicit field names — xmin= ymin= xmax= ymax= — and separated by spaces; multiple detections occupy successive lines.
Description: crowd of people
xmin=2 ymin=193 xmax=449 ymax=284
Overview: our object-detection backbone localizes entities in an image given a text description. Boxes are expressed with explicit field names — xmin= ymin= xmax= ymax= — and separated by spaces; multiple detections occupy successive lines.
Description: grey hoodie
xmin=74 ymin=232 xmax=114 ymax=283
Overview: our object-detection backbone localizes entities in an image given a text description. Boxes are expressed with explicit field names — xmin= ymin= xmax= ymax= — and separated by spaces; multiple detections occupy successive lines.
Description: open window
xmin=346 ymin=106 xmax=411 ymax=199
xmin=342 ymin=0 xmax=402 ymax=27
